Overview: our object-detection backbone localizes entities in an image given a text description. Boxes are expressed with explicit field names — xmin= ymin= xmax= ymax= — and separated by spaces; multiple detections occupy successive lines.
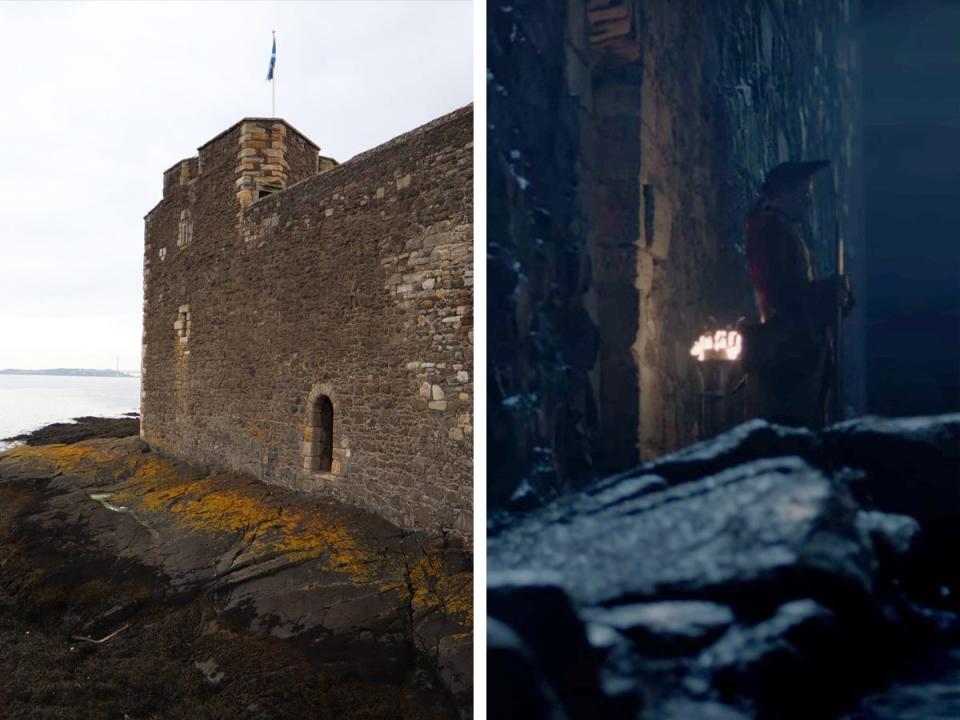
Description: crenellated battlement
xmin=153 ymin=118 xmax=322 ymax=209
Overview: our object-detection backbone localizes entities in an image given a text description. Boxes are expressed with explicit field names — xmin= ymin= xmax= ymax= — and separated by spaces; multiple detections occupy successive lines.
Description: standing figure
xmin=741 ymin=161 xmax=854 ymax=427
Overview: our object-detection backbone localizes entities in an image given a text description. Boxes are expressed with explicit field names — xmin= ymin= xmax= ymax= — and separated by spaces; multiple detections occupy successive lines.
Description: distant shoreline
xmin=0 ymin=369 xmax=138 ymax=378
xmin=1 ymin=414 xmax=140 ymax=446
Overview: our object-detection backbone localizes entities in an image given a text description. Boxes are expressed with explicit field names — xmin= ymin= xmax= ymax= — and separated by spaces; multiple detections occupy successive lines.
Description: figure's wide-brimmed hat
xmin=762 ymin=160 xmax=830 ymax=194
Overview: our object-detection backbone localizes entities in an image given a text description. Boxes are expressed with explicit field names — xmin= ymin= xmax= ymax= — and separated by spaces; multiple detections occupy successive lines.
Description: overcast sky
xmin=0 ymin=1 xmax=472 ymax=372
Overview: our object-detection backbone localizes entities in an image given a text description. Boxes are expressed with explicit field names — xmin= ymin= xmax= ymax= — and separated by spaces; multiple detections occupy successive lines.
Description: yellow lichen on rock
xmin=4 ymin=442 xmax=119 ymax=479
xmin=407 ymin=554 xmax=473 ymax=626
xmin=268 ymin=507 xmax=382 ymax=581
xmin=4 ymin=441 xmax=382 ymax=584
xmin=2 ymin=440 xmax=471 ymax=624
xmin=116 ymin=465 xmax=383 ymax=584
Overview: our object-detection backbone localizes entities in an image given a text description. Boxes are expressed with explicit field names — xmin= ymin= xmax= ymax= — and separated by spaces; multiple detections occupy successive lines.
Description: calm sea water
xmin=0 ymin=375 xmax=140 ymax=451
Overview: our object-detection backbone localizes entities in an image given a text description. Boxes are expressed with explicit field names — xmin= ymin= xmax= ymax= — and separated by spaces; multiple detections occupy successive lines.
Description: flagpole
xmin=272 ymin=30 xmax=276 ymax=117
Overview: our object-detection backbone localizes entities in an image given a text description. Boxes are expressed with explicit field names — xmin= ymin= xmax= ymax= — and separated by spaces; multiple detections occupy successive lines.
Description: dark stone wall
xmin=608 ymin=0 xmax=864 ymax=462
xmin=281 ymin=125 xmax=321 ymax=186
xmin=142 ymin=107 xmax=474 ymax=537
xmin=488 ymin=0 xmax=600 ymax=507
xmin=488 ymin=0 xmax=864 ymax=505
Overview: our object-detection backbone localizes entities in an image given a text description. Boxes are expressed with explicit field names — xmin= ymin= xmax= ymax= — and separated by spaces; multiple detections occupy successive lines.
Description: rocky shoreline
xmin=489 ymin=414 xmax=960 ymax=719
xmin=0 ymin=418 xmax=472 ymax=719
xmin=2 ymin=414 xmax=141 ymax=447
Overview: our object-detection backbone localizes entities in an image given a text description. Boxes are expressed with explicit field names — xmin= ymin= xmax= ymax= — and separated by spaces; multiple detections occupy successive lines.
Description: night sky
xmin=861 ymin=0 xmax=960 ymax=415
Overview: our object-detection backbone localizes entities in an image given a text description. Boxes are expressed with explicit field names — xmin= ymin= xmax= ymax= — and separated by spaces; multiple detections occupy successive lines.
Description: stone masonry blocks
xmin=141 ymin=107 xmax=473 ymax=540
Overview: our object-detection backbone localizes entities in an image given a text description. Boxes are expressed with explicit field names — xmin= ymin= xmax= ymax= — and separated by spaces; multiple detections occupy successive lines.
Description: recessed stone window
xmin=177 ymin=209 xmax=193 ymax=247
xmin=174 ymin=304 xmax=191 ymax=343
xmin=256 ymin=183 xmax=282 ymax=201
xmin=642 ymin=183 xmax=655 ymax=248
xmin=303 ymin=394 xmax=334 ymax=473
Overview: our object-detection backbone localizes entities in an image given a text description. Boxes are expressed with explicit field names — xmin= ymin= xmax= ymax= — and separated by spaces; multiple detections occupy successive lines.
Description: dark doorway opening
xmin=306 ymin=395 xmax=334 ymax=472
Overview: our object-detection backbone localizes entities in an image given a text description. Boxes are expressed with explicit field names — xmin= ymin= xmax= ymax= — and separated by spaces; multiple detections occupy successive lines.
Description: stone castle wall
xmin=587 ymin=0 xmax=864 ymax=466
xmin=142 ymin=106 xmax=473 ymax=537
xmin=488 ymin=0 xmax=862 ymax=505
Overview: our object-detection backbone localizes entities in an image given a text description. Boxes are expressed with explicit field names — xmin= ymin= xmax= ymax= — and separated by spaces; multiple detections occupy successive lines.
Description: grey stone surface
xmin=143 ymin=107 xmax=473 ymax=539
xmin=583 ymin=601 xmax=735 ymax=656
xmin=491 ymin=456 xmax=879 ymax=611
xmin=489 ymin=415 xmax=960 ymax=718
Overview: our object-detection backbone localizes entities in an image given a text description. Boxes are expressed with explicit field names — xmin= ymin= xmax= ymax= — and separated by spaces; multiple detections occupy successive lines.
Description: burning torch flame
xmin=690 ymin=329 xmax=742 ymax=362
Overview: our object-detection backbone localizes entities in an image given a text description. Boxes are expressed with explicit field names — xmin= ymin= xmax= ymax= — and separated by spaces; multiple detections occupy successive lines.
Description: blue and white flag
xmin=267 ymin=35 xmax=276 ymax=81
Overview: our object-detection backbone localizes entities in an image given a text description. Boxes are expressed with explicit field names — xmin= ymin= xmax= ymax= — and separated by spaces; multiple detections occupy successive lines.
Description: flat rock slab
xmin=583 ymin=601 xmax=735 ymax=656
xmin=0 ymin=437 xmax=472 ymax=710
xmin=490 ymin=456 xmax=879 ymax=613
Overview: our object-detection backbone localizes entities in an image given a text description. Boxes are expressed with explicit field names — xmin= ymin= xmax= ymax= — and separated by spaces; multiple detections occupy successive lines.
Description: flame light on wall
xmin=690 ymin=329 xmax=743 ymax=362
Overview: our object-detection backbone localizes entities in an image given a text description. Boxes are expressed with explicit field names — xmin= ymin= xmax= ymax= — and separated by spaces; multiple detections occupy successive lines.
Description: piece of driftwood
xmin=71 ymin=623 xmax=130 ymax=645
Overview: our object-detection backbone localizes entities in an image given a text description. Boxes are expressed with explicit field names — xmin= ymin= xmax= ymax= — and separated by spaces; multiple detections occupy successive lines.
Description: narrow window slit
xmin=304 ymin=395 xmax=333 ymax=472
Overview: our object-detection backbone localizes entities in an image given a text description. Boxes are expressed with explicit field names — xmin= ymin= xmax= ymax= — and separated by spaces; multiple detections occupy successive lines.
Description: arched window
xmin=305 ymin=394 xmax=333 ymax=472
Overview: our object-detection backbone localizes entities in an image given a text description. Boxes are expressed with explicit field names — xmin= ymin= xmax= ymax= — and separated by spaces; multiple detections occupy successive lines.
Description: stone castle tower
xmin=142 ymin=107 xmax=473 ymax=537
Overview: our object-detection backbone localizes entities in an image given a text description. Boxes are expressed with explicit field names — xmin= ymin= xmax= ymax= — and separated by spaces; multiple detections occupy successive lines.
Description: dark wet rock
xmin=489 ymin=415 xmax=960 ymax=718
xmin=572 ymin=421 xmax=816 ymax=515
xmin=490 ymin=456 xmax=881 ymax=616
xmin=827 ymin=415 xmax=960 ymax=611
xmin=824 ymin=414 xmax=960 ymax=527
xmin=856 ymin=511 xmax=921 ymax=561
xmin=635 ymin=419 xmax=819 ymax=487
xmin=488 ymin=455 xmax=898 ymax=717
xmin=506 ymin=478 xmax=543 ymax=511
xmin=575 ymin=472 xmax=669 ymax=514
xmin=583 ymin=601 xmax=734 ymax=656
xmin=840 ymin=646 xmax=960 ymax=720
xmin=582 ymin=621 xmax=649 ymax=716
xmin=0 ymin=436 xmax=471 ymax=716
xmin=652 ymin=699 xmax=752 ymax=720
xmin=2 ymin=415 xmax=140 ymax=446
xmin=488 ymin=571 xmax=603 ymax=719
xmin=488 ymin=618 xmax=567 ymax=720
xmin=689 ymin=600 xmax=838 ymax=704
